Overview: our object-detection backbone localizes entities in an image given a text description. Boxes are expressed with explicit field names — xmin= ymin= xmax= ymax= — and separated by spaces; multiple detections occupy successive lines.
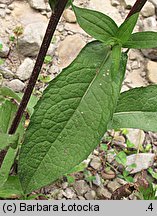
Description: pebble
xmin=126 ymin=153 xmax=155 ymax=174
xmin=96 ymin=187 xmax=112 ymax=199
xmin=16 ymin=58 xmax=34 ymax=81
xmin=107 ymin=180 xmax=121 ymax=193
xmin=90 ymin=156 xmax=101 ymax=170
xmin=85 ymin=190 xmax=96 ymax=200
xmin=28 ymin=0 xmax=46 ymax=11
xmin=18 ymin=22 xmax=47 ymax=57
xmin=63 ymin=9 xmax=77 ymax=23
xmin=0 ymin=40 xmax=9 ymax=57
xmin=62 ymin=188 xmax=75 ymax=199
xmin=92 ymin=173 xmax=102 ymax=186
xmin=141 ymin=2 xmax=155 ymax=17
xmin=0 ymin=66 xmax=14 ymax=79
xmin=126 ymin=129 xmax=145 ymax=149
xmin=7 ymin=79 xmax=25 ymax=92
xmin=124 ymin=0 xmax=135 ymax=9
xmin=0 ymin=0 xmax=13 ymax=4
xmin=0 ymin=8 xmax=6 ymax=18
xmin=147 ymin=60 xmax=157 ymax=83
xmin=57 ymin=34 xmax=86 ymax=68
xmin=73 ymin=180 xmax=90 ymax=196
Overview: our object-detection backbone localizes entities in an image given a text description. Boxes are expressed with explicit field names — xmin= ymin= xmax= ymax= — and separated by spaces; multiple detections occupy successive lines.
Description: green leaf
xmin=0 ymin=86 xmax=21 ymax=103
xmin=0 ymin=99 xmax=25 ymax=140
xmin=116 ymin=13 xmax=139 ymax=44
xmin=115 ymin=151 xmax=127 ymax=166
xmin=148 ymin=168 xmax=157 ymax=180
xmin=109 ymin=85 xmax=157 ymax=132
xmin=0 ymin=176 xmax=23 ymax=199
xmin=0 ymin=133 xmax=19 ymax=151
xmin=111 ymin=44 xmax=122 ymax=79
xmin=73 ymin=5 xmax=118 ymax=43
xmin=0 ymin=147 xmax=18 ymax=187
xmin=19 ymin=41 xmax=127 ymax=193
xmin=123 ymin=32 xmax=157 ymax=49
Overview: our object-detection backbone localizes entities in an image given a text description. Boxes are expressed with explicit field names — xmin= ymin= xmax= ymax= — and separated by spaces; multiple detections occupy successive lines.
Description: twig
xmin=9 ymin=0 xmax=68 ymax=135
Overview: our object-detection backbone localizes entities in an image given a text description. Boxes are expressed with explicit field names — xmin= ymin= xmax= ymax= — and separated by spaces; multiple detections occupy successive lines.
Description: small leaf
xmin=148 ymin=168 xmax=157 ymax=180
xmin=0 ymin=176 xmax=23 ymax=199
xmin=109 ymin=85 xmax=157 ymax=132
xmin=0 ymin=147 xmax=18 ymax=187
xmin=123 ymin=32 xmax=157 ymax=49
xmin=115 ymin=151 xmax=127 ymax=166
xmin=0 ymin=86 xmax=21 ymax=103
xmin=73 ymin=5 xmax=118 ymax=43
xmin=125 ymin=176 xmax=134 ymax=183
xmin=116 ymin=13 xmax=139 ymax=43
xmin=0 ymin=133 xmax=19 ymax=151
xmin=19 ymin=41 xmax=127 ymax=193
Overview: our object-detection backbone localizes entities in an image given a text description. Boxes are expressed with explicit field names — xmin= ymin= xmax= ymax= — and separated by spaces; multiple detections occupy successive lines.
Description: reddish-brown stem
xmin=126 ymin=0 xmax=148 ymax=19
xmin=9 ymin=0 xmax=68 ymax=135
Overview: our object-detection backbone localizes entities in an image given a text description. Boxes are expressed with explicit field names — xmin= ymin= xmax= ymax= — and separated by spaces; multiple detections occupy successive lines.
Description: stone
xmin=64 ymin=23 xmax=87 ymax=35
xmin=141 ymin=17 xmax=157 ymax=60
xmin=111 ymin=0 xmax=120 ymax=7
xmin=126 ymin=129 xmax=145 ymax=149
xmin=62 ymin=188 xmax=75 ymax=199
xmin=126 ymin=153 xmax=155 ymax=174
xmin=0 ymin=8 xmax=6 ymax=18
xmin=28 ymin=0 xmax=46 ymax=10
xmin=96 ymin=187 xmax=111 ymax=199
xmin=0 ymin=0 xmax=14 ymax=5
xmin=107 ymin=179 xmax=121 ymax=192
xmin=149 ymin=0 xmax=157 ymax=7
xmin=89 ymin=0 xmax=123 ymax=26
xmin=18 ymin=22 xmax=47 ymax=57
xmin=90 ymin=156 xmax=101 ymax=170
xmin=0 ymin=66 xmax=14 ymax=79
xmin=85 ymin=190 xmax=96 ymax=200
xmin=57 ymin=34 xmax=86 ymax=68
xmin=5 ymin=8 xmax=11 ymax=14
xmin=0 ymin=3 xmax=5 ymax=8
xmin=0 ymin=39 xmax=9 ymax=57
xmin=47 ymin=43 xmax=56 ymax=56
xmin=92 ymin=173 xmax=102 ymax=186
xmin=73 ymin=180 xmax=90 ymax=196
xmin=126 ymin=69 xmax=146 ymax=88
xmin=16 ymin=58 xmax=34 ymax=81
xmin=7 ymin=79 xmax=25 ymax=92
xmin=63 ymin=9 xmax=76 ymax=23
xmin=124 ymin=0 xmax=135 ymax=9
xmin=147 ymin=60 xmax=157 ymax=83
xmin=141 ymin=2 xmax=155 ymax=17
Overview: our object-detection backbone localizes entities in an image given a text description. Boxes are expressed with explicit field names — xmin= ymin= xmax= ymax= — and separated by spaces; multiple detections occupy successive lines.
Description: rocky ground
xmin=0 ymin=0 xmax=157 ymax=200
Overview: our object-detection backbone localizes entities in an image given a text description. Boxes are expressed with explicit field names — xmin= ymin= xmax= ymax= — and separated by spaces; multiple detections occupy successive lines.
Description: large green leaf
xmin=19 ymin=41 xmax=127 ymax=193
xmin=73 ymin=5 xmax=118 ymax=44
xmin=116 ymin=13 xmax=139 ymax=44
xmin=109 ymin=85 xmax=157 ymax=131
xmin=123 ymin=32 xmax=157 ymax=49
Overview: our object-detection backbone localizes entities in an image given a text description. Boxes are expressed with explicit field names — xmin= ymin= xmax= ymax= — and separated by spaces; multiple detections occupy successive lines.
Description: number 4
xmin=148 ymin=203 xmax=153 ymax=211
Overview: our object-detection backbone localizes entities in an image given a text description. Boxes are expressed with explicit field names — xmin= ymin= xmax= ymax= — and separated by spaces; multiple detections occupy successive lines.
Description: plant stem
xmin=9 ymin=0 xmax=68 ymax=135
xmin=126 ymin=0 xmax=148 ymax=19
